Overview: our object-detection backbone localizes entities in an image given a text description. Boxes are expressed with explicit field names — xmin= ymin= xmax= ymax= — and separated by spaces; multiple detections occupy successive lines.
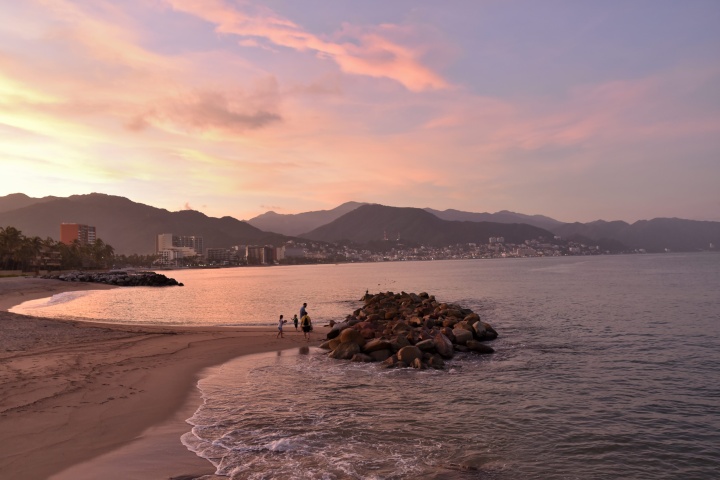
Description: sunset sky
xmin=1 ymin=0 xmax=719 ymax=223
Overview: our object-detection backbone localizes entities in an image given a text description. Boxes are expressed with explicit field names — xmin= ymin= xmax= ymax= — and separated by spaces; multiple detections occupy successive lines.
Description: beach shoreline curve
xmin=0 ymin=276 xmax=328 ymax=480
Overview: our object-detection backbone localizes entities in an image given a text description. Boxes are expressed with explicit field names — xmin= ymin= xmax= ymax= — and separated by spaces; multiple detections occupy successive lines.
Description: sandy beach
xmin=0 ymin=276 xmax=328 ymax=480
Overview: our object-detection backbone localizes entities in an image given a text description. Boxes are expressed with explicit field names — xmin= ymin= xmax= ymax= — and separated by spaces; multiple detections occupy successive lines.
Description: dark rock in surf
xmin=45 ymin=271 xmax=181 ymax=287
xmin=328 ymin=342 xmax=360 ymax=360
xmin=363 ymin=338 xmax=392 ymax=353
xmin=433 ymin=333 xmax=455 ymax=359
xmin=323 ymin=291 xmax=498 ymax=370
xmin=466 ymin=340 xmax=495 ymax=354
xmin=339 ymin=328 xmax=366 ymax=347
xmin=397 ymin=345 xmax=423 ymax=364
xmin=351 ymin=353 xmax=373 ymax=363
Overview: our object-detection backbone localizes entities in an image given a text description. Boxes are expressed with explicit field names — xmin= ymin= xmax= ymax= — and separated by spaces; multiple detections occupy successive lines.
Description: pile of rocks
xmin=319 ymin=291 xmax=498 ymax=370
xmin=45 ymin=271 xmax=183 ymax=287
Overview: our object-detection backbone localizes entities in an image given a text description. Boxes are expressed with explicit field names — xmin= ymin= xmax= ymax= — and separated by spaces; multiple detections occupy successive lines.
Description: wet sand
xmin=0 ymin=276 xmax=327 ymax=480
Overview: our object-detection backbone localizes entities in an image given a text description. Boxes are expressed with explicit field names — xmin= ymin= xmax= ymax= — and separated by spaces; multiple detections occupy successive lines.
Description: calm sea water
xmin=13 ymin=254 xmax=720 ymax=479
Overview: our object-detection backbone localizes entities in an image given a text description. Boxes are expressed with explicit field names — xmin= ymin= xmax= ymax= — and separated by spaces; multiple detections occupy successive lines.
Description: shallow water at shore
xmin=12 ymin=254 xmax=720 ymax=478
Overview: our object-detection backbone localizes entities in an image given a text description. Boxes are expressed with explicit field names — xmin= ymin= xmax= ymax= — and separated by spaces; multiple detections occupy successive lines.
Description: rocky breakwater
xmin=45 ymin=271 xmax=183 ymax=287
xmin=319 ymin=291 xmax=497 ymax=370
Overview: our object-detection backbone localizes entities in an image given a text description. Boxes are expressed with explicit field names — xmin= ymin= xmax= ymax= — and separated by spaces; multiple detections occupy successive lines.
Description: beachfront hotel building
xmin=60 ymin=223 xmax=96 ymax=246
xmin=246 ymin=245 xmax=277 ymax=265
xmin=156 ymin=233 xmax=204 ymax=256
xmin=156 ymin=233 xmax=204 ymax=266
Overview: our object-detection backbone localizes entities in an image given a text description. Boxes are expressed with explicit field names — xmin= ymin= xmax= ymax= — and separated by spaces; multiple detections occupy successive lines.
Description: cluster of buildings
xmin=156 ymin=233 xmax=204 ymax=266
xmin=353 ymin=238 xmax=609 ymax=262
xmin=276 ymin=236 xmax=613 ymax=263
xmin=154 ymin=231 xmax=620 ymax=267
xmin=54 ymin=225 xmax=620 ymax=269
xmin=155 ymin=233 xmax=307 ymax=267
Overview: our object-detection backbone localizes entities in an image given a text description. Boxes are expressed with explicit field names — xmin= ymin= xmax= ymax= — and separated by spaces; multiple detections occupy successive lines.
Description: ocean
xmin=12 ymin=254 xmax=720 ymax=479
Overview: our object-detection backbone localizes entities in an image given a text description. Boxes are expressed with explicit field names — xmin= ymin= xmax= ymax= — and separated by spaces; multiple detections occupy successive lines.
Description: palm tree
xmin=39 ymin=236 xmax=61 ymax=271
xmin=19 ymin=236 xmax=43 ymax=272
xmin=0 ymin=226 xmax=24 ymax=270
xmin=91 ymin=238 xmax=115 ymax=269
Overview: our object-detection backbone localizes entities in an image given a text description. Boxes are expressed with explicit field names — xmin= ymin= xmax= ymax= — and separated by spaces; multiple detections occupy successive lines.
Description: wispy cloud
xmin=165 ymin=0 xmax=449 ymax=91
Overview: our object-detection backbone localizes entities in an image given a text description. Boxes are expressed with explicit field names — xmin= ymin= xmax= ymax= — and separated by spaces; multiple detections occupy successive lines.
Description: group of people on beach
xmin=276 ymin=302 xmax=312 ymax=341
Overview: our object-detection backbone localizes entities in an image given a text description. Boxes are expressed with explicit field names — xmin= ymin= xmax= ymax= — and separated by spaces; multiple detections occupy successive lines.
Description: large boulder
xmin=392 ymin=321 xmax=411 ymax=334
xmin=339 ymin=328 xmax=366 ymax=347
xmin=425 ymin=353 xmax=445 ymax=370
xmin=473 ymin=321 xmax=499 ymax=340
xmin=440 ymin=327 xmax=455 ymax=343
xmin=390 ymin=335 xmax=410 ymax=351
xmin=433 ymin=333 xmax=455 ymax=359
xmin=328 ymin=342 xmax=361 ymax=360
xmin=466 ymin=340 xmax=495 ymax=354
xmin=442 ymin=317 xmax=458 ymax=328
xmin=454 ymin=321 xmax=473 ymax=332
xmin=483 ymin=323 xmax=499 ymax=340
xmin=350 ymin=353 xmax=374 ymax=363
xmin=397 ymin=346 xmax=423 ymax=364
xmin=327 ymin=338 xmax=342 ymax=350
xmin=360 ymin=328 xmax=377 ymax=339
xmin=381 ymin=354 xmax=399 ymax=369
xmin=363 ymin=338 xmax=393 ymax=353
xmin=384 ymin=309 xmax=398 ymax=320
xmin=415 ymin=339 xmax=435 ymax=351
xmin=368 ymin=349 xmax=392 ymax=362
xmin=452 ymin=328 xmax=473 ymax=346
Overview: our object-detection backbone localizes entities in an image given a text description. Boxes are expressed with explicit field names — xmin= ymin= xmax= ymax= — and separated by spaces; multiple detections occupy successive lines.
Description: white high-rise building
xmin=156 ymin=233 xmax=204 ymax=256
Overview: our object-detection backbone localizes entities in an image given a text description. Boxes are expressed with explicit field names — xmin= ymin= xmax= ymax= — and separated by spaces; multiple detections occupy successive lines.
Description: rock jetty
xmin=44 ymin=271 xmax=183 ymax=287
xmin=319 ymin=291 xmax=498 ymax=370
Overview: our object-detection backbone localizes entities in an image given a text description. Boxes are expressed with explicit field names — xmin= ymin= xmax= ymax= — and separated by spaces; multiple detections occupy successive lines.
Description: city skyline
xmin=2 ymin=1 xmax=719 ymax=223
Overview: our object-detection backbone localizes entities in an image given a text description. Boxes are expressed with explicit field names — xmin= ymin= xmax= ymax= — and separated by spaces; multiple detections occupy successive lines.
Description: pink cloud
xmin=127 ymin=88 xmax=282 ymax=134
xmin=165 ymin=0 xmax=448 ymax=91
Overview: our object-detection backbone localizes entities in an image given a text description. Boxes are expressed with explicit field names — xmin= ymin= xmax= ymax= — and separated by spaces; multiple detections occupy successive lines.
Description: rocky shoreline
xmin=319 ymin=291 xmax=497 ymax=370
xmin=42 ymin=271 xmax=183 ymax=287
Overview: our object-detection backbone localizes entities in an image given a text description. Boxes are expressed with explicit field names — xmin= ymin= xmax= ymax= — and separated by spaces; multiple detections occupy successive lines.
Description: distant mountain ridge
xmin=1 ymin=192 xmax=718 ymax=254
xmin=424 ymin=208 xmax=565 ymax=231
xmin=246 ymin=202 xmax=566 ymax=234
xmin=300 ymin=204 xmax=554 ymax=246
xmin=0 ymin=193 xmax=287 ymax=255
xmin=246 ymin=201 xmax=367 ymax=236
xmin=553 ymin=218 xmax=720 ymax=252
xmin=0 ymin=193 xmax=57 ymax=213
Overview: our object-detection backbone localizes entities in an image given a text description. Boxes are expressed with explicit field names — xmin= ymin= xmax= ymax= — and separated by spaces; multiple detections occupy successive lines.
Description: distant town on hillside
xmin=0 ymin=193 xmax=718 ymax=272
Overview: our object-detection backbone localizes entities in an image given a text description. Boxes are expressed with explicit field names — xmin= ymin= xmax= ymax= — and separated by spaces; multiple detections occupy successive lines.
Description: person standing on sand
xmin=300 ymin=302 xmax=307 ymax=319
xmin=301 ymin=314 xmax=312 ymax=342
xmin=276 ymin=315 xmax=287 ymax=338
xmin=292 ymin=314 xmax=299 ymax=331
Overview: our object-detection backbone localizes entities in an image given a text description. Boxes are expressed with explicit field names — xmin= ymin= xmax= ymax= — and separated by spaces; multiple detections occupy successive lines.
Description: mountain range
xmin=245 ymin=201 xmax=367 ymax=236
xmin=300 ymin=204 xmax=553 ymax=246
xmin=0 ymin=193 xmax=287 ymax=255
xmin=1 ymin=193 xmax=718 ymax=254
